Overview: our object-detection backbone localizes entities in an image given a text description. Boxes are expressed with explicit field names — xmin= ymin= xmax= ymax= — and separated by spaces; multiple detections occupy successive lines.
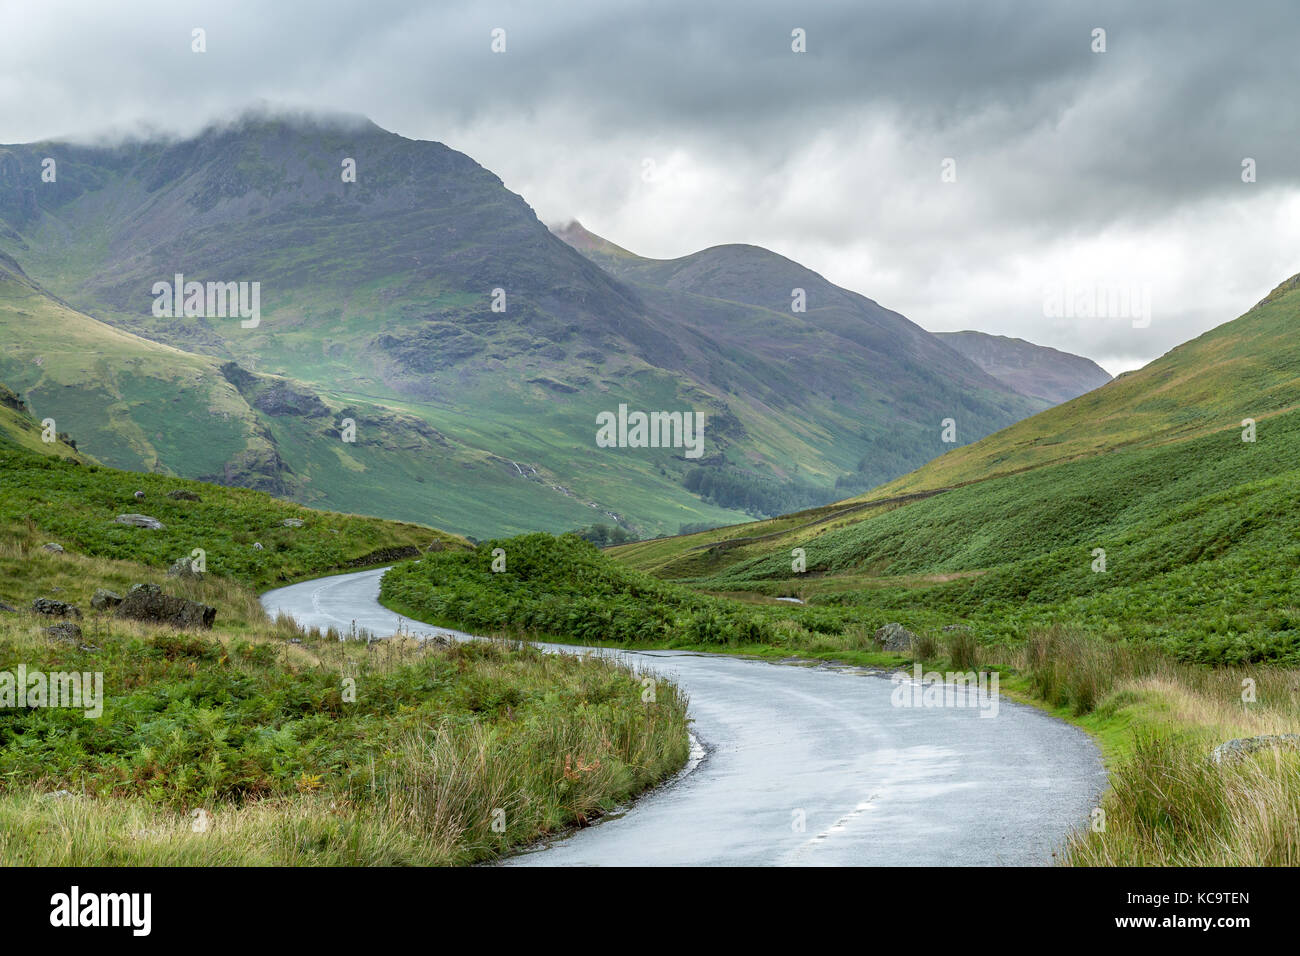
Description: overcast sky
xmin=4 ymin=0 xmax=1299 ymax=374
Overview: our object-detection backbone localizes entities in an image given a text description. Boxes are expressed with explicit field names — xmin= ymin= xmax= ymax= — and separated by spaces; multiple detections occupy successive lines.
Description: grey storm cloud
xmin=3 ymin=0 xmax=1299 ymax=372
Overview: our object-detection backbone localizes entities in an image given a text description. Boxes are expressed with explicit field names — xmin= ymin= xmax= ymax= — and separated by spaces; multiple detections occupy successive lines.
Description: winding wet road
xmin=261 ymin=568 xmax=1107 ymax=866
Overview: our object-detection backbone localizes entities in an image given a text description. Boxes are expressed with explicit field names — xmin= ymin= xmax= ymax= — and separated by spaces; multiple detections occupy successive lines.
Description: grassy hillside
xmin=606 ymin=273 xmax=1300 ymax=665
xmin=698 ymin=406 xmax=1300 ymax=663
xmin=0 ymin=448 xmax=464 ymax=593
xmin=0 ymin=381 xmax=90 ymax=461
xmin=381 ymin=533 xmax=780 ymax=647
xmin=860 ymin=270 xmax=1300 ymax=497
xmin=0 ymin=445 xmax=689 ymax=865
xmin=614 ymin=271 xmax=1300 ymax=579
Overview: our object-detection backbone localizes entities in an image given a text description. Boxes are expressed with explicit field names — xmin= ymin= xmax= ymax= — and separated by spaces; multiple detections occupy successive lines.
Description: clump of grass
xmin=1024 ymin=627 xmax=1141 ymax=715
xmin=910 ymin=631 xmax=938 ymax=662
xmin=946 ymin=629 xmax=979 ymax=671
xmin=839 ymin=624 xmax=875 ymax=651
xmin=1009 ymin=625 xmax=1300 ymax=864
xmin=1067 ymin=736 xmax=1300 ymax=865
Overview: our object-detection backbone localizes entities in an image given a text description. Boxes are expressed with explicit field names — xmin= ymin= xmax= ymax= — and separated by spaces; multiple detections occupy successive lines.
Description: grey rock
xmin=252 ymin=542 xmax=263 ymax=551
xmin=90 ymin=588 xmax=123 ymax=610
xmin=115 ymin=513 xmax=165 ymax=530
xmin=167 ymin=489 xmax=201 ymax=501
xmin=1210 ymin=734 xmax=1300 ymax=765
xmin=166 ymin=556 xmax=204 ymax=580
xmin=44 ymin=790 xmax=74 ymax=800
xmin=873 ymin=622 xmax=916 ymax=652
xmin=253 ymin=383 xmax=330 ymax=418
xmin=45 ymin=621 xmax=83 ymax=643
xmin=32 ymin=598 xmax=81 ymax=619
xmin=282 ymin=518 xmax=304 ymax=528
xmin=41 ymin=542 xmax=65 ymax=554
xmin=942 ymin=624 xmax=971 ymax=632
xmin=133 ymin=490 xmax=145 ymax=500
xmin=113 ymin=583 xmax=216 ymax=630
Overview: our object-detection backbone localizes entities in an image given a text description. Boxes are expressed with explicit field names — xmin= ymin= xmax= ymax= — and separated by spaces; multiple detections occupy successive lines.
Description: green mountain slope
xmin=0 ymin=441 xmax=464 ymax=594
xmin=0 ymin=111 xmax=1042 ymax=536
xmin=0 ymin=378 xmax=90 ymax=462
xmin=0 ymin=251 xmax=642 ymax=537
xmin=611 ymin=272 xmax=1300 ymax=663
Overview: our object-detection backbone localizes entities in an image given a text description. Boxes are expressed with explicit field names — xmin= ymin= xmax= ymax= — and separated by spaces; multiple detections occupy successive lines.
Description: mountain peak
xmin=551 ymin=220 xmax=639 ymax=259
xmin=185 ymin=102 xmax=388 ymax=145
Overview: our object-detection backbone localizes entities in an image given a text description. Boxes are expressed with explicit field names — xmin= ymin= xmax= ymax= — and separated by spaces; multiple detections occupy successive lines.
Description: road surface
xmin=262 ymin=568 xmax=1107 ymax=866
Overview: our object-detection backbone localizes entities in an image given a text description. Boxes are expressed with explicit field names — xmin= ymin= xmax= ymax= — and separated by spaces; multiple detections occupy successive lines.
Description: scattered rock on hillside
xmin=115 ymin=514 xmax=165 ymax=530
xmin=167 ymin=489 xmax=201 ymax=501
xmin=873 ymin=622 xmax=916 ymax=651
xmin=113 ymin=583 xmax=215 ymax=630
xmin=252 ymin=542 xmax=263 ymax=551
xmin=32 ymin=598 xmax=81 ymax=619
xmin=133 ymin=490 xmax=145 ymax=500
xmin=167 ymin=556 xmax=204 ymax=580
xmin=254 ymin=383 xmax=330 ymax=418
xmin=41 ymin=542 xmax=65 ymax=554
xmin=282 ymin=518 xmax=304 ymax=527
xmin=45 ymin=621 xmax=84 ymax=644
xmin=90 ymin=588 xmax=123 ymax=610
xmin=1210 ymin=734 xmax=1300 ymax=765
xmin=0 ymin=601 xmax=17 ymax=613
xmin=942 ymin=624 xmax=971 ymax=632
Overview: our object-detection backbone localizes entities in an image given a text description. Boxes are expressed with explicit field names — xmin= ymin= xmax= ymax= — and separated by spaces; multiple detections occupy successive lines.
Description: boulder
xmin=113 ymin=583 xmax=215 ymax=630
xmin=282 ymin=518 xmax=304 ymax=528
xmin=115 ymin=514 xmax=165 ymax=530
xmin=133 ymin=490 xmax=146 ymax=500
xmin=41 ymin=542 xmax=65 ymax=554
xmin=252 ymin=542 xmax=263 ymax=551
xmin=166 ymin=556 xmax=204 ymax=580
xmin=32 ymin=598 xmax=82 ymax=619
xmin=90 ymin=588 xmax=123 ymax=610
xmin=45 ymin=621 xmax=84 ymax=644
xmin=167 ymin=489 xmax=202 ymax=501
xmin=1210 ymin=734 xmax=1300 ymax=765
xmin=873 ymin=622 xmax=916 ymax=652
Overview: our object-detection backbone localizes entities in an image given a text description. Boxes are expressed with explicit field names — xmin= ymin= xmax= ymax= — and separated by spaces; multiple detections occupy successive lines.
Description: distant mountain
xmin=934 ymin=330 xmax=1111 ymax=404
xmin=553 ymin=220 xmax=1044 ymax=491
xmin=0 ymin=111 xmax=1043 ymax=535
